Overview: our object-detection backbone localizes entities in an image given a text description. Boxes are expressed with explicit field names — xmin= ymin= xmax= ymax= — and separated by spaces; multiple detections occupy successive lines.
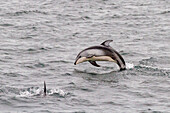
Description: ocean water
xmin=0 ymin=0 xmax=170 ymax=113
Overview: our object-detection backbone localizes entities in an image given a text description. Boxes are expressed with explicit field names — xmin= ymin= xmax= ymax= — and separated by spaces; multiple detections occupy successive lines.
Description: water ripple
xmin=0 ymin=0 xmax=170 ymax=112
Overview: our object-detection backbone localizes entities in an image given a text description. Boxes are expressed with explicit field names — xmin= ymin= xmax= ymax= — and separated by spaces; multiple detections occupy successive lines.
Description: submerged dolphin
xmin=74 ymin=40 xmax=126 ymax=70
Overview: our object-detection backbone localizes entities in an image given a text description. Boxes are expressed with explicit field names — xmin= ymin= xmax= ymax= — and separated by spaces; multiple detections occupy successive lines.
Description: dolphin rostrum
xmin=74 ymin=40 xmax=126 ymax=70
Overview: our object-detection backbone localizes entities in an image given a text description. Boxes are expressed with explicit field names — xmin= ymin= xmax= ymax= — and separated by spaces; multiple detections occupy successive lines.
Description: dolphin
xmin=74 ymin=40 xmax=126 ymax=70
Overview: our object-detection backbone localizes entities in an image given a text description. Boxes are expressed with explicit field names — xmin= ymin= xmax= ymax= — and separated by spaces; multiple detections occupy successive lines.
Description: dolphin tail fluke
xmin=44 ymin=81 xmax=46 ymax=96
xmin=120 ymin=68 xmax=126 ymax=71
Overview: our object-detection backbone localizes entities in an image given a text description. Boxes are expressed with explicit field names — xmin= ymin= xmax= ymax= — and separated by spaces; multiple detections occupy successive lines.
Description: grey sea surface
xmin=0 ymin=0 xmax=170 ymax=113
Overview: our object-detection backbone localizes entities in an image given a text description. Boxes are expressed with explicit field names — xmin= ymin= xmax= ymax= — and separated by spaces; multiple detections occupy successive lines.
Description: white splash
xmin=17 ymin=87 xmax=67 ymax=97
xmin=126 ymin=62 xmax=134 ymax=69
xmin=18 ymin=90 xmax=33 ymax=97
xmin=17 ymin=87 xmax=41 ymax=97
xmin=49 ymin=89 xmax=67 ymax=97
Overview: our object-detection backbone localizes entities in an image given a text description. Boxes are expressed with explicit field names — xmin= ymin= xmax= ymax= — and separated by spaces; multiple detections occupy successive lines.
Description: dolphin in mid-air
xmin=74 ymin=40 xmax=126 ymax=70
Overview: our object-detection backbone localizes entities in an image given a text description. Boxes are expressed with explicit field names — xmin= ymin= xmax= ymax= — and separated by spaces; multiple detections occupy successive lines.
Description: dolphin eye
xmin=79 ymin=56 xmax=81 ymax=58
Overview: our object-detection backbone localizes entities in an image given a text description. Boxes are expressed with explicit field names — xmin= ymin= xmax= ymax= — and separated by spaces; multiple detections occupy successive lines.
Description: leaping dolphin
xmin=74 ymin=40 xmax=126 ymax=70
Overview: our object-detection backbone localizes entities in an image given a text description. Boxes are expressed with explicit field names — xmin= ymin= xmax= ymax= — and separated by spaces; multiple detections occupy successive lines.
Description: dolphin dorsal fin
xmin=101 ymin=40 xmax=113 ymax=47
xmin=44 ymin=81 xmax=46 ymax=96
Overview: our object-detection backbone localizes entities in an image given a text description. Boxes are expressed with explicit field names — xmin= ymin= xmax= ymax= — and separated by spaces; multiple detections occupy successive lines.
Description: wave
xmin=137 ymin=64 xmax=170 ymax=71
xmin=6 ymin=10 xmax=48 ymax=16
xmin=135 ymin=64 xmax=170 ymax=77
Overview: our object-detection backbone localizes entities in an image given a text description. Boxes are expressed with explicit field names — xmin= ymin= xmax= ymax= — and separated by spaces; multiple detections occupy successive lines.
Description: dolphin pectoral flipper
xmin=101 ymin=40 xmax=113 ymax=47
xmin=89 ymin=61 xmax=100 ymax=67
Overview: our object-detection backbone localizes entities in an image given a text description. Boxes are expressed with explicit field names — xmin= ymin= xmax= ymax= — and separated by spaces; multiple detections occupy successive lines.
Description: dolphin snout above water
xmin=74 ymin=40 xmax=126 ymax=70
